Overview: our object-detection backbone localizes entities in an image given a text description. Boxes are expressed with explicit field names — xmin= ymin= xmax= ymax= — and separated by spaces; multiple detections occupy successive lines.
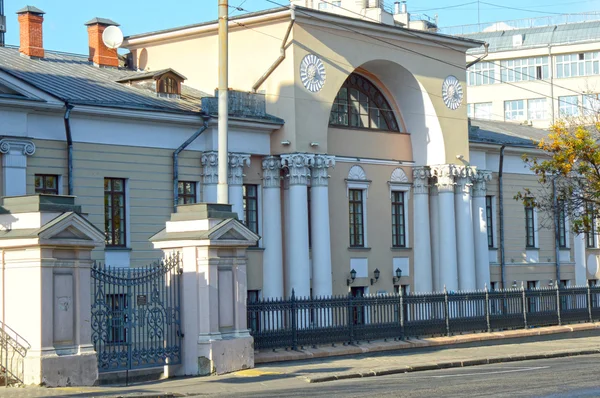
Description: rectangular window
xmin=587 ymin=203 xmax=596 ymax=248
xmin=486 ymin=196 xmax=494 ymax=248
xmin=243 ymin=184 xmax=259 ymax=235
xmin=104 ymin=178 xmax=126 ymax=247
xmin=467 ymin=103 xmax=474 ymax=118
xmin=583 ymin=93 xmax=600 ymax=116
xmin=467 ymin=61 xmax=496 ymax=86
xmin=473 ymin=102 xmax=493 ymax=120
xmin=525 ymin=205 xmax=536 ymax=248
xmin=555 ymin=51 xmax=600 ymax=79
xmin=307 ymin=186 xmax=312 ymax=249
xmin=500 ymin=56 xmax=549 ymax=82
xmin=349 ymin=189 xmax=365 ymax=247
xmin=559 ymin=95 xmax=580 ymax=117
xmin=318 ymin=1 xmax=327 ymax=10
xmin=558 ymin=200 xmax=567 ymax=248
xmin=34 ymin=174 xmax=59 ymax=195
xmin=391 ymin=191 xmax=406 ymax=248
xmin=504 ymin=100 xmax=525 ymax=121
xmin=527 ymin=98 xmax=547 ymax=120
xmin=177 ymin=181 xmax=196 ymax=205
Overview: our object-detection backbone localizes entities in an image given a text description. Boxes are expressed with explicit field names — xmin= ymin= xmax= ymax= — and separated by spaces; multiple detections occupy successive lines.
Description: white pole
xmin=217 ymin=0 xmax=229 ymax=204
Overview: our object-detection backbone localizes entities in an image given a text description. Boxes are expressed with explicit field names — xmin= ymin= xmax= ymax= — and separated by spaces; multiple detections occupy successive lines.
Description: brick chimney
xmin=85 ymin=18 xmax=119 ymax=67
xmin=16 ymin=6 xmax=45 ymax=58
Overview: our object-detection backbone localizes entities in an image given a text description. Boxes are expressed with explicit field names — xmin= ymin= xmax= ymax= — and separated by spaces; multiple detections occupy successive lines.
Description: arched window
xmin=329 ymin=73 xmax=399 ymax=132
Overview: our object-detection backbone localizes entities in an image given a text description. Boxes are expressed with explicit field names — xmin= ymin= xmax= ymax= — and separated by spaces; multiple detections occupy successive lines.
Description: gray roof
xmin=468 ymin=119 xmax=547 ymax=147
xmin=16 ymin=6 xmax=45 ymax=15
xmin=84 ymin=18 xmax=120 ymax=27
xmin=463 ymin=20 xmax=600 ymax=54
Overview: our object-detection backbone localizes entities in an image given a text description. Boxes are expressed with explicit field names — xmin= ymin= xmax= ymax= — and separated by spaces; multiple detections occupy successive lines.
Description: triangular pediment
xmin=208 ymin=219 xmax=260 ymax=244
xmin=38 ymin=212 xmax=105 ymax=247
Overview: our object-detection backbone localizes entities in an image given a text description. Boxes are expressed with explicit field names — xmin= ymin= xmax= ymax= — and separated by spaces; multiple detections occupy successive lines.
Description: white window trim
xmin=389 ymin=183 xmax=411 ymax=248
xmin=347 ymin=182 xmax=369 ymax=248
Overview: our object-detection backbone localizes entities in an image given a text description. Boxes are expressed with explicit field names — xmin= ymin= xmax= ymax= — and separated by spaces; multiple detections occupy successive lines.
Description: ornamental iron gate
xmin=91 ymin=254 xmax=183 ymax=373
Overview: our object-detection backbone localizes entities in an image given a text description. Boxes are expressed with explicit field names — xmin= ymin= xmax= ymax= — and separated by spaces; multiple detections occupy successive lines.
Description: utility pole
xmin=217 ymin=0 xmax=229 ymax=204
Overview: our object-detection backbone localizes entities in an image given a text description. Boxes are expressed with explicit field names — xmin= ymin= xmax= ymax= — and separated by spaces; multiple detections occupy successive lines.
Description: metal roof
xmin=464 ymin=20 xmax=600 ymax=54
xmin=16 ymin=6 xmax=45 ymax=15
xmin=84 ymin=18 xmax=120 ymax=27
xmin=469 ymin=119 xmax=546 ymax=147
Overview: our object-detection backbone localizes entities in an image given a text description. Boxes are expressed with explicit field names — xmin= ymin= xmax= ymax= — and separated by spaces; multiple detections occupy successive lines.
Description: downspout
xmin=252 ymin=9 xmax=295 ymax=92
xmin=499 ymin=145 xmax=506 ymax=288
xmin=466 ymin=42 xmax=489 ymax=69
xmin=553 ymin=178 xmax=561 ymax=283
xmin=173 ymin=114 xmax=210 ymax=212
xmin=63 ymin=103 xmax=74 ymax=196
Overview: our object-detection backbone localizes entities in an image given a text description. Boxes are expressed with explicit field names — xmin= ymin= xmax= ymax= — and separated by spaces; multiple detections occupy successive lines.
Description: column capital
xmin=412 ymin=166 xmax=430 ymax=195
xmin=472 ymin=170 xmax=493 ymax=197
xmin=228 ymin=153 xmax=251 ymax=186
xmin=0 ymin=138 xmax=36 ymax=156
xmin=454 ymin=166 xmax=477 ymax=195
xmin=281 ymin=153 xmax=314 ymax=186
xmin=311 ymin=154 xmax=335 ymax=187
xmin=201 ymin=151 xmax=219 ymax=185
xmin=430 ymin=164 xmax=459 ymax=194
xmin=262 ymin=156 xmax=282 ymax=188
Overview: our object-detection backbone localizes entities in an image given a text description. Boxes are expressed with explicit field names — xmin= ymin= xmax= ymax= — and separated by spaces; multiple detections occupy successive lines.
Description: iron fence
xmin=248 ymin=285 xmax=600 ymax=351
xmin=0 ymin=321 xmax=30 ymax=386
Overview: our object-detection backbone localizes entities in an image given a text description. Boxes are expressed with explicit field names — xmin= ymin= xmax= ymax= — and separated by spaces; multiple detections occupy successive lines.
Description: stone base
xmin=24 ymin=351 xmax=98 ymax=386
xmin=198 ymin=335 xmax=254 ymax=375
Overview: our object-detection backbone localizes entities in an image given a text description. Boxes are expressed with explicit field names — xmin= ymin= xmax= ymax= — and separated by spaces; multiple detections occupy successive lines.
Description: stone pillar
xmin=430 ymin=183 xmax=441 ymax=291
xmin=432 ymin=165 xmax=459 ymax=291
xmin=472 ymin=170 xmax=492 ymax=289
xmin=201 ymin=151 xmax=218 ymax=203
xmin=0 ymin=195 xmax=104 ymax=386
xmin=412 ymin=167 xmax=432 ymax=292
xmin=151 ymin=203 xmax=259 ymax=376
xmin=0 ymin=138 xmax=36 ymax=196
xmin=283 ymin=177 xmax=292 ymax=297
xmin=281 ymin=153 xmax=313 ymax=299
xmin=310 ymin=155 xmax=335 ymax=298
xmin=261 ymin=156 xmax=284 ymax=299
xmin=455 ymin=167 xmax=477 ymax=291
xmin=228 ymin=153 xmax=251 ymax=222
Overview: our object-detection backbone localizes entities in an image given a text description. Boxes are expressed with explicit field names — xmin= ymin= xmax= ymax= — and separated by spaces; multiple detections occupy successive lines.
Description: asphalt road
xmin=204 ymin=354 xmax=600 ymax=398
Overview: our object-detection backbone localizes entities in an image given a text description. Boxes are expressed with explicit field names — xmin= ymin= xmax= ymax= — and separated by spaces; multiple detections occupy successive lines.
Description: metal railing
xmin=0 ymin=321 xmax=30 ymax=386
xmin=247 ymin=285 xmax=600 ymax=350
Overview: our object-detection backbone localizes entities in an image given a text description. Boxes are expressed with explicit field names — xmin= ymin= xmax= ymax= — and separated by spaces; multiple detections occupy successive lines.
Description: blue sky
xmin=3 ymin=0 xmax=598 ymax=54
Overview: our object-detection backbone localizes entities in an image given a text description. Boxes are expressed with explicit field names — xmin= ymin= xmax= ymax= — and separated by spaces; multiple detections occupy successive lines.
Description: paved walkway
xmin=3 ymin=325 xmax=600 ymax=397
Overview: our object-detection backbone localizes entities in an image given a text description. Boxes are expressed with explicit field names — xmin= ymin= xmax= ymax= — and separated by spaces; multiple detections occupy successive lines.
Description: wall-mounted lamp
xmin=310 ymin=142 xmax=319 ymax=147
xmin=548 ymin=279 xmax=554 ymax=287
xmin=281 ymin=140 xmax=291 ymax=146
xmin=370 ymin=268 xmax=380 ymax=285
xmin=393 ymin=267 xmax=402 ymax=284
xmin=512 ymin=280 xmax=518 ymax=289
xmin=347 ymin=268 xmax=357 ymax=286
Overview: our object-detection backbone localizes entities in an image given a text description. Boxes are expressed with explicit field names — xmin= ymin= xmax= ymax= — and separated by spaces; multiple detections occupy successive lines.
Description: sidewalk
xmin=3 ymin=324 xmax=600 ymax=397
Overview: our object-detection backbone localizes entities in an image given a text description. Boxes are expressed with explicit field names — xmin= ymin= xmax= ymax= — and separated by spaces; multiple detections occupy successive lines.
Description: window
xmin=500 ymin=57 xmax=549 ymax=82
xmin=472 ymin=102 xmax=493 ymax=120
xmin=158 ymin=77 xmax=178 ymax=94
xmin=391 ymin=191 xmax=406 ymax=248
xmin=486 ymin=196 xmax=494 ymax=248
xmin=527 ymin=98 xmax=547 ymax=120
xmin=104 ymin=178 xmax=127 ymax=247
xmin=583 ymin=94 xmax=600 ymax=116
xmin=318 ymin=1 xmax=327 ymax=10
xmin=34 ymin=174 xmax=59 ymax=195
xmin=243 ymin=184 xmax=259 ymax=235
xmin=467 ymin=61 xmax=496 ymax=86
xmin=559 ymin=95 xmax=579 ymax=117
xmin=504 ymin=100 xmax=525 ymax=121
xmin=555 ymin=52 xmax=600 ymax=78
xmin=558 ymin=200 xmax=567 ymax=248
xmin=177 ymin=181 xmax=196 ymax=205
xmin=329 ymin=73 xmax=399 ymax=131
xmin=525 ymin=204 xmax=536 ymax=248
xmin=349 ymin=189 xmax=365 ymax=247
xmin=307 ymin=186 xmax=312 ymax=249
xmin=587 ymin=203 xmax=596 ymax=248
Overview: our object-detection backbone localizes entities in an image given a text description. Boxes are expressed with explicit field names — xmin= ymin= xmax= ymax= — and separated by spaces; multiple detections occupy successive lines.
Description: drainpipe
xmin=63 ymin=103 xmax=74 ymax=196
xmin=173 ymin=114 xmax=211 ymax=212
xmin=252 ymin=9 xmax=295 ymax=92
xmin=553 ymin=178 xmax=561 ymax=283
xmin=466 ymin=42 xmax=489 ymax=69
xmin=549 ymin=43 xmax=555 ymax=125
xmin=499 ymin=145 xmax=506 ymax=288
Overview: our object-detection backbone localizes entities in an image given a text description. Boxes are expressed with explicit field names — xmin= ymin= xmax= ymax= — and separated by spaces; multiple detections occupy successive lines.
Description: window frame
xmin=559 ymin=95 xmax=580 ymax=117
xmin=104 ymin=177 xmax=127 ymax=248
xmin=177 ymin=181 xmax=197 ymax=205
xmin=525 ymin=204 xmax=536 ymax=248
xmin=586 ymin=203 xmax=597 ymax=248
xmin=486 ymin=195 xmax=495 ymax=248
xmin=243 ymin=184 xmax=259 ymax=236
xmin=34 ymin=174 xmax=59 ymax=195
xmin=473 ymin=102 xmax=493 ymax=120
xmin=557 ymin=200 xmax=567 ymax=249
xmin=527 ymin=98 xmax=547 ymax=120
xmin=504 ymin=99 xmax=525 ymax=121
xmin=467 ymin=61 xmax=496 ymax=86
xmin=349 ymin=188 xmax=366 ymax=248
xmin=391 ymin=190 xmax=407 ymax=248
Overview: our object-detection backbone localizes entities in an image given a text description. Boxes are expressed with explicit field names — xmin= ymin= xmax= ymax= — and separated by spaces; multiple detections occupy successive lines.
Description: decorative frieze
xmin=201 ymin=151 xmax=219 ymax=185
xmin=262 ymin=156 xmax=282 ymax=189
xmin=281 ymin=153 xmax=314 ymax=186
xmin=311 ymin=155 xmax=335 ymax=187
xmin=472 ymin=170 xmax=493 ymax=198
xmin=228 ymin=153 xmax=251 ymax=186
xmin=412 ymin=166 xmax=430 ymax=195
xmin=430 ymin=164 xmax=459 ymax=194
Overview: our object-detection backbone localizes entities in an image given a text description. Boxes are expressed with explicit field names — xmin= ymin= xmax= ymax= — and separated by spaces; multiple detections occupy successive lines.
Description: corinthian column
xmin=311 ymin=155 xmax=335 ymax=298
xmin=261 ymin=156 xmax=283 ymax=299
xmin=281 ymin=153 xmax=314 ymax=299
xmin=228 ymin=153 xmax=251 ymax=223
xmin=0 ymin=138 xmax=36 ymax=196
xmin=472 ymin=170 xmax=492 ymax=289
xmin=430 ymin=183 xmax=441 ymax=291
xmin=412 ymin=167 xmax=432 ymax=292
xmin=201 ymin=151 xmax=218 ymax=203
xmin=431 ymin=165 xmax=459 ymax=291
xmin=455 ymin=166 xmax=477 ymax=291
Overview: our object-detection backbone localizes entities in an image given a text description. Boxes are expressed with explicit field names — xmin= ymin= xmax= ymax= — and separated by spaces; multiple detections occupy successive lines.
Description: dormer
xmin=116 ymin=68 xmax=187 ymax=99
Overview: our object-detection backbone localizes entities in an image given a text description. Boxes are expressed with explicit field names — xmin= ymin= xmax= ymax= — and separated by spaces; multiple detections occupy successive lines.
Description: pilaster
xmin=261 ymin=156 xmax=284 ymax=299
xmin=472 ymin=170 xmax=493 ymax=289
xmin=412 ymin=166 xmax=432 ymax=292
xmin=0 ymin=138 xmax=36 ymax=196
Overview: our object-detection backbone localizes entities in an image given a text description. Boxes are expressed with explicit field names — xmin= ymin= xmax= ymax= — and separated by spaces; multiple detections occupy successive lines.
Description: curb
xmin=305 ymin=348 xmax=600 ymax=383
